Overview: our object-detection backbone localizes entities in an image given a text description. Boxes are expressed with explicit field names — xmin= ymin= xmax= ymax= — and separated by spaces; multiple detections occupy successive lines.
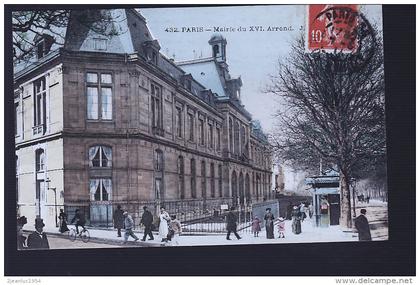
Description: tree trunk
xmin=339 ymin=172 xmax=353 ymax=228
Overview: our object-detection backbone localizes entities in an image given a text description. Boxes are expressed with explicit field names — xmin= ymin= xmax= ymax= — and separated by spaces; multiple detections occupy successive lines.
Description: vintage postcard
xmin=12 ymin=5 xmax=388 ymax=251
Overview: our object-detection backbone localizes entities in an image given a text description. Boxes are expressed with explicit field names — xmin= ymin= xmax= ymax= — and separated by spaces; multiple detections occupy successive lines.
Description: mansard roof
xmin=13 ymin=8 xmax=270 ymax=144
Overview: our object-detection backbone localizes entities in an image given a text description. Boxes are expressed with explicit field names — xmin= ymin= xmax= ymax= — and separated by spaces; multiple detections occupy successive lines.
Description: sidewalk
xmin=35 ymin=217 xmax=358 ymax=248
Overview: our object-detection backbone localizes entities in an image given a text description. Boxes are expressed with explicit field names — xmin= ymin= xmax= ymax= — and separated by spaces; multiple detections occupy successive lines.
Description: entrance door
xmin=328 ymin=194 xmax=340 ymax=225
xmin=36 ymin=180 xmax=46 ymax=218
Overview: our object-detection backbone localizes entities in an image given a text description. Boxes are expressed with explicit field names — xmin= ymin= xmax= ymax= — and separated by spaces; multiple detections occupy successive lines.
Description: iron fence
xmin=60 ymin=198 xmax=279 ymax=234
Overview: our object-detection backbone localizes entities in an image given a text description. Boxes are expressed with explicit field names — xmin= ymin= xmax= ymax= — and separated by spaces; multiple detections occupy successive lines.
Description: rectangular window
xmin=191 ymin=159 xmax=196 ymax=198
xmin=208 ymin=124 xmax=213 ymax=149
xmin=216 ymin=128 xmax=221 ymax=151
xmin=155 ymin=178 xmax=162 ymax=200
xmin=94 ymin=38 xmax=107 ymax=51
xmin=201 ymin=161 xmax=206 ymax=198
xmin=218 ymin=165 xmax=223 ymax=197
xmin=101 ymin=87 xmax=113 ymax=120
xmin=90 ymin=178 xmax=112 ymax=201
xmin=87 ymin=87 xmax=99 ymax=120
xmin=151 ymin=83 xmax=163 ymax=132
xmin=188 ymin=113 xmax=194 ymax=141
xmin=210 ymin=163 xmax=215 ymax=198
xmin=34 ymin=77 xmax=46 ymax=127
xmin=199 ymin=119 xmax=204 ymax=145
xmin=14 ymin=103 xmax=19 ymax=136
xmin=176 ymin=107 xmax=182 ymax=138
xmin=86 ymin=72 xmax=113 ymax=120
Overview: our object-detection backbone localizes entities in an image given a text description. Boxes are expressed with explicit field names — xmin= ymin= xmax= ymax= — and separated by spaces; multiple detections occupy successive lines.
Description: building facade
xmin=14 ymin=9 xmax=273 ymax=227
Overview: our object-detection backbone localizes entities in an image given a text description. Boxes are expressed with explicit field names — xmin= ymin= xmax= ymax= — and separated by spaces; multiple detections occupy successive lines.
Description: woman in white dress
xmin=159 ymin=207 xmax=170 ymax=242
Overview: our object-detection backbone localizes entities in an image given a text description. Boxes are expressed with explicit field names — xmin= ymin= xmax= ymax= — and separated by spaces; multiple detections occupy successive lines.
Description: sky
xmin=141 ymin=5 xmax=383 ymax=133
xmin=141 ymin=5 xmax=383 ymax=191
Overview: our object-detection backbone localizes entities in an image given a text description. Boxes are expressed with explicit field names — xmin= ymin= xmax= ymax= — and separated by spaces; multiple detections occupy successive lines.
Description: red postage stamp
xmin=307 ymin=4 xmax=359 ymax=52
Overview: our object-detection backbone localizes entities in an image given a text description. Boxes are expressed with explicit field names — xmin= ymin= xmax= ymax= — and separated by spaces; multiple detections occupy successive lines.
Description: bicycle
xmin=68 ymin=225 xmax=90 ymax=243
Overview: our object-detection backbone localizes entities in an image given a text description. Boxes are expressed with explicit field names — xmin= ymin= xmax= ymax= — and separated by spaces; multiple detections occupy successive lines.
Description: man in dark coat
xmin=354 ymin=209 xmax=372 ymax=241
xmin=264 ymin=208 xmax=275 ymax=239
xmin=140 ymin=206 xmax=154 ymax=241
xmin=226 ymin=207 xmax=241 ymax=240
xmin=27 ymin=218 xmax=50 ymax=250
xmin=17 ymin=216 xmax=28 ymax=250
xmin=114 ymin=205 xmax=124 ymax=237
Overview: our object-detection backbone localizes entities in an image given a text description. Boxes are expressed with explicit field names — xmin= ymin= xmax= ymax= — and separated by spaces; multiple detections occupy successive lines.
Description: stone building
xmin=14 ymin=9 xmax=273 ymax=227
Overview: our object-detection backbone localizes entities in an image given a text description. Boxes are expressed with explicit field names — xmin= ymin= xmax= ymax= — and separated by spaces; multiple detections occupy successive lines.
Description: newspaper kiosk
xmin=305 ymin=170 xmax=340 ymax=227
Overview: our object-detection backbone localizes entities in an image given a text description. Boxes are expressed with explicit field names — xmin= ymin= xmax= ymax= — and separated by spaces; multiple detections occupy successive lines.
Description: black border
xmin=4 ymin=4 xmax=415 ymax=276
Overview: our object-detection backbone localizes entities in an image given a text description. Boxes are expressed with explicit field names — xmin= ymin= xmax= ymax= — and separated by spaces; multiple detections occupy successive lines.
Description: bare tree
xmin=266 ymin=24 xmax=385 ymax=228
xmin=12 ymin=9 xmax=122 ymax=62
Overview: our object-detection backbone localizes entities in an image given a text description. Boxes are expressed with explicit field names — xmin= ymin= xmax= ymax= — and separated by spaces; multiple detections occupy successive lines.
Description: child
xmin=168 ymin=215 xmax=182 ymax=246
xmin=251 ymin=216 xmax=261 ymax=237
xmin=277 ymin=217 xmax=286 ymax=238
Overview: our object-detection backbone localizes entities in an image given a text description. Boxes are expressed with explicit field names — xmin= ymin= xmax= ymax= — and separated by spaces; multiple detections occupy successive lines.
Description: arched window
xmin=234 ymin=122 xmax=240 ymax=155
xmin=35 ymin=149 xmax=45 ymax=172
xmin=231 ymin=171 xmax=238 ymax=205
xmin=190 ymin=158 xmax=196 ymax=198
xmin=210 ymin=163 xmax=215 ymax=198
xmin=218 ymin=164 xmax=223 ymax=197
xmin=240 ymin=126 xmax=246 ymax=155
xmin=201 ymin=161 xmax=206 ymax=198
xmin=239 ymin=172 xmax=244 ymax=205
xmin=213 ymin=44 xmax=220 ymax=57
xmin=245 ymin=173 xmax=250 ymax=203
xmin=178 ymin=156 xmax=185 ymax=199
xmin=89 ymin=146 xmax=112 ymax=168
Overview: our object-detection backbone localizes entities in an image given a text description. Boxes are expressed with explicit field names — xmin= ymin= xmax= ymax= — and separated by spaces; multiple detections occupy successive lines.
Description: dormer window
xmin=34 ymin=34 xmax=54 ymax=60
xmin=94 ymin=38 xmax=107 ymax=51
xmin=37 ymin=42 xmax=45 ymax=59
xmin=152 ymin=51 xmax=158 ymax=65
xmin=212 ymin=44 xmax=220 ymax=57
xmin=186 ymin=80 xmax=192 ymax=91
xmin=143 ymin=40 xmax=161 ymax=66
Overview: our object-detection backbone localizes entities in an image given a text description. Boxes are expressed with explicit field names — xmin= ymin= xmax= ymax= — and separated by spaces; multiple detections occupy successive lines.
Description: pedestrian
xmin=299 ymin=202 xmax=307 ymax=222
xmin=366 ymin=196 xmax=370 ymax=204
xmin=168 ymin=215 xmax=182 ymax=246
xmin=264 ymin=207 xmax=275 ymax=239
xmin=17 ymin=216 xmax=28 ymax=250
xmin=70 ymin=209 xmax=86 ymax=235
xmin=251 ymin=216 xmax=261 ymax=237
xmin=308 ymin=203 xmax=314 ymax=219
xmin=58 ymin=209 xmax=69 ymax=233
xmin=140 ymin=206 xmax=154 ymax=241
xmin=291 ymin=206 xmax=302 ymax=234
xmin=123 ymin=211 xmax=139 ymax=243
xmin=27 ymin=218 xmax=50 ymax=250
xmin=354 ymin=209 xmax=372 ymax=241
xmin=277 ymin=217 xmax=286 ymax=238
xmin=226 ymin=206 xmax=241 ymax=240
xmin=113 ymin=205 xmax=124 ymax=237
xmin=159 ymin=207 xmax=171 ymax=243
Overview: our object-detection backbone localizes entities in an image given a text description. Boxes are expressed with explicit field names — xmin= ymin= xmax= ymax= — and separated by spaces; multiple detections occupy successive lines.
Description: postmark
xmin=307 ymin=4 xmax=378 ymax=72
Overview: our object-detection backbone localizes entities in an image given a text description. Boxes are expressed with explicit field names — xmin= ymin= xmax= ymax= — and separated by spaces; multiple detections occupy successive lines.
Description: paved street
xmin=21 ymin=199 xmax=388 ymax=250
xmin=47 ymin=235 xmax=121 ymax=249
